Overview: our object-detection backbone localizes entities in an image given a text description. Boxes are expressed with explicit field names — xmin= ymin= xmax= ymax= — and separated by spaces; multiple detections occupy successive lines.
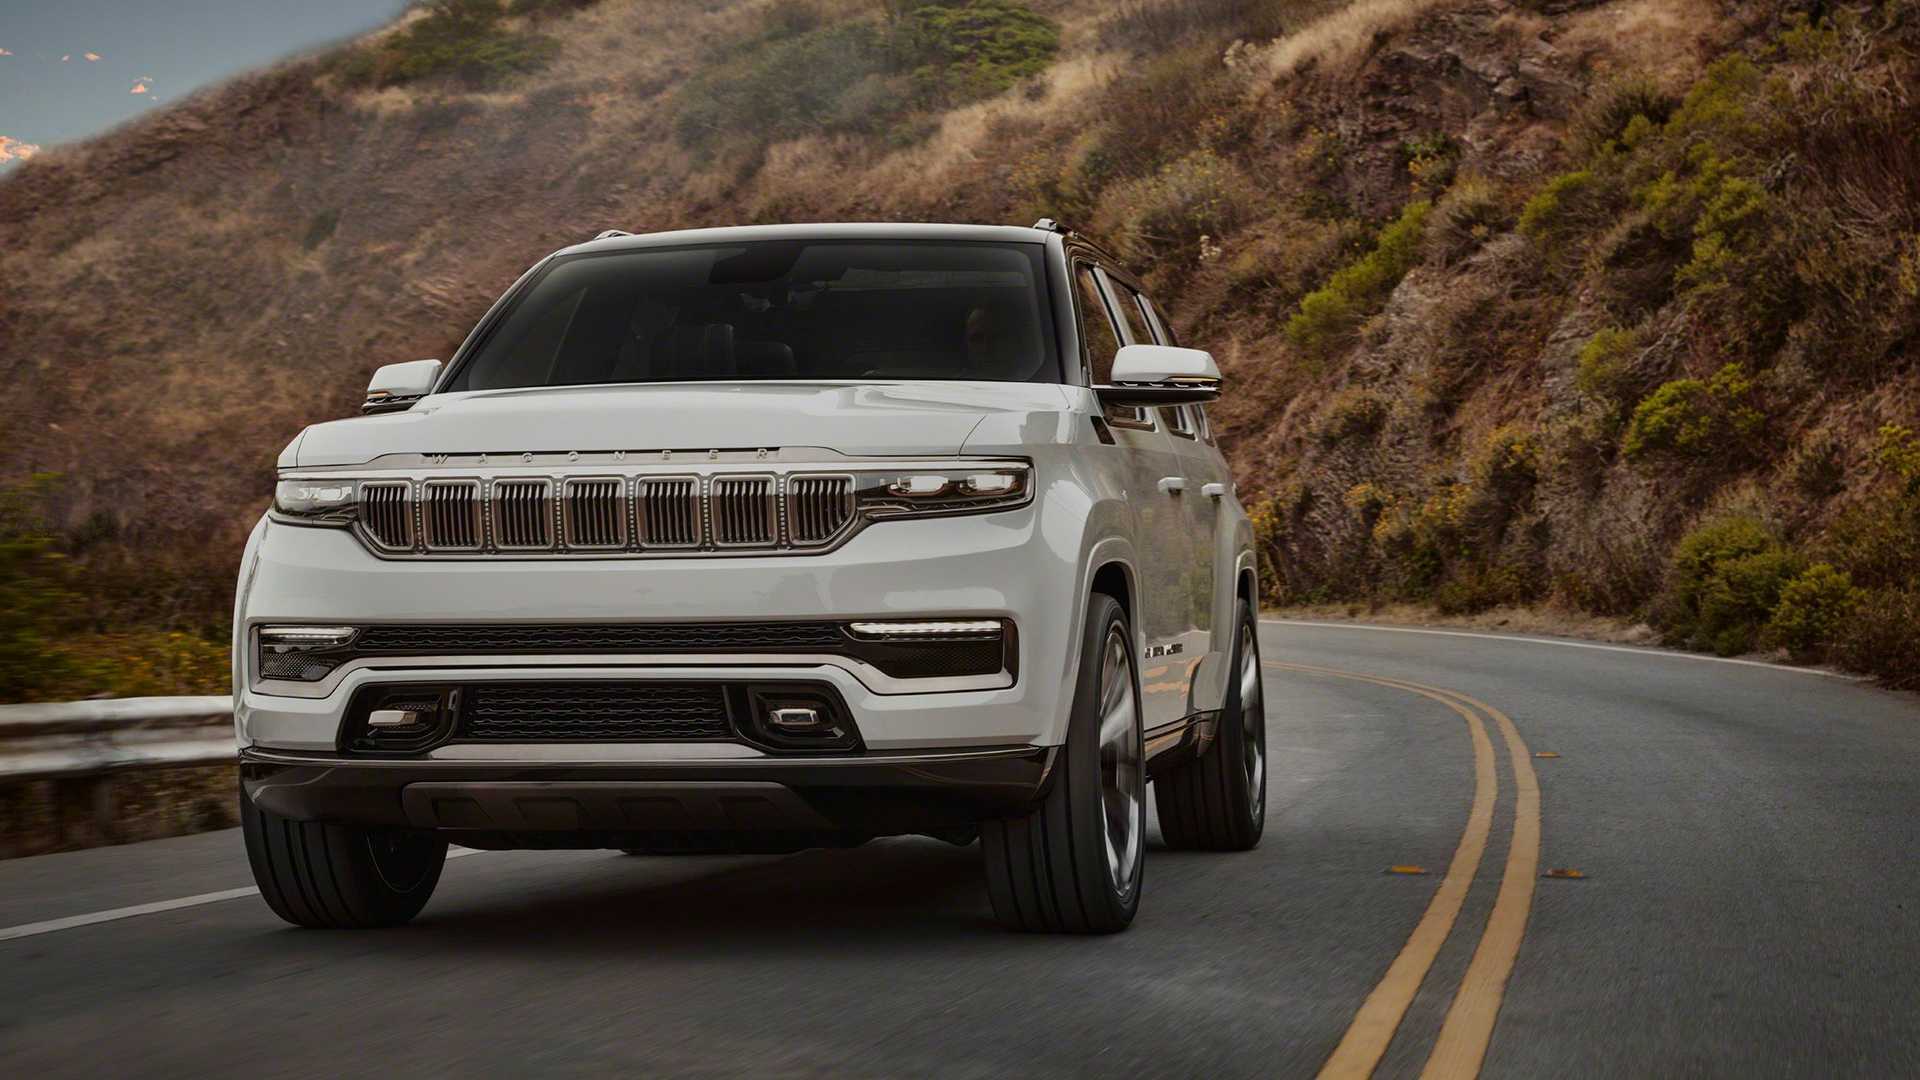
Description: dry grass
xmin=1259 ymin=0 xmax=1454 ymax=81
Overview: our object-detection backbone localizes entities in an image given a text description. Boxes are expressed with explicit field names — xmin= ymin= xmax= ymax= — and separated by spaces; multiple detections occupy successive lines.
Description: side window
xmin=1114 ymin=281 xmax=1192 ymax=436
xmin=1077 ymin=262 xmax=1153 ymax=430
xmin=1196 ymin=405 xmax=1216 ymax=444
xmin=1074 ymin=262 xmax=1122 ymax=384
xmin=1142 ymin=295 xmax=1179 ymax=346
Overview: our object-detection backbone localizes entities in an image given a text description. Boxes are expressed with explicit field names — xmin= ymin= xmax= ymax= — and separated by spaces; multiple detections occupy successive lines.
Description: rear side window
xmin=1110 ymin=280 xmax=1157 ymax=346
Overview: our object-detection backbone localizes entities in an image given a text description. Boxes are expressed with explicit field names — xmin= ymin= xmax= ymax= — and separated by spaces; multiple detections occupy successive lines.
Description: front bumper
xmin=235 ymin=503 xmax=1084 ymax=753
xmin=241 ymin=743 xmax=1055 ymax=846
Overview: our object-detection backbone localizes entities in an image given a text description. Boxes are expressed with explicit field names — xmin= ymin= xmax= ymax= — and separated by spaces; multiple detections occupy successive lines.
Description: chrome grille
xmin=422 ymin=480 xmax=481 ymax=550
xmin=360 ymin=482 xmax=413 ymax=550
xmin=710 ymin=476 xmax=776 ymax=547
xmin=563 ymin=478 xmax=626 ymax=549
xmin=787 ymin=475 xmax=854 ymax=546
xmin=637 ymin=477 xmax=701 ymax=548
xmin=493 ymin=479 xmax=553 ymax=549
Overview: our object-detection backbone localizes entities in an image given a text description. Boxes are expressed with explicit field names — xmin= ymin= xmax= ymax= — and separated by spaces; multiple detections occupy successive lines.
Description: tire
xmin=1157 ymin=598 xmax=1266 ymax=852
xmin=241 ymin=787 xmax=447 ymax=929
xmin=982 ymin=593 xmax=1144 ymax=933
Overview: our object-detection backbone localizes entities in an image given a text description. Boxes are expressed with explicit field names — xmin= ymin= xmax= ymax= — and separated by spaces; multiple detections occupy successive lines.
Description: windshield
xmin=445 ymin=240 xmax=1062 ymax=391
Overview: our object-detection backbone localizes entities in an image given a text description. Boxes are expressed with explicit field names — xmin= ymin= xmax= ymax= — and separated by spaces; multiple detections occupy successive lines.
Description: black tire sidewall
xmin=1061 ymin=593 xmax=1144 ymax=926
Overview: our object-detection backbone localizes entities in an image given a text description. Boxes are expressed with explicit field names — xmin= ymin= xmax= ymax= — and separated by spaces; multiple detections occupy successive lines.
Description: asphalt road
xmin=3 ymin=621 xmax=1917 ymax=1078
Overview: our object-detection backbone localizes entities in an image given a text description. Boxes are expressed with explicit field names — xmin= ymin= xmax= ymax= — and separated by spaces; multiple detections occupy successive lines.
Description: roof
xmin=560 ymin=221 xmax=1054 ymax=256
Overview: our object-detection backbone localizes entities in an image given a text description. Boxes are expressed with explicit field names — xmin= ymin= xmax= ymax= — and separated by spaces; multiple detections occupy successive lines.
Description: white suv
xmin=235 ymin=222 xmax=1264 ymax=933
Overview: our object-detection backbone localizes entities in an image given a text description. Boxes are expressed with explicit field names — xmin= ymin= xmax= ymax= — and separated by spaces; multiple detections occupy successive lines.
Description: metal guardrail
xmin=0 ymin=696 xmax=236 ymax=783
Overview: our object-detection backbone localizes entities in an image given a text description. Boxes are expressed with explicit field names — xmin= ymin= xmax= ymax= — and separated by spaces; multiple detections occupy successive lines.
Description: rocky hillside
xmin=0 ymin=0 xmax=1915 ymax=694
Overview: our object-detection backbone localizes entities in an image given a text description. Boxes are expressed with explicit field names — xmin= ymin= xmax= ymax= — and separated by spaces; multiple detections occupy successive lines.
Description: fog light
xmin=345 ymin=687 xmax=457 ymax=753
xmin=768 ymin=707 xmax=824 ymax=731
xmin=739 ymin=685 xmax=860 ymax=752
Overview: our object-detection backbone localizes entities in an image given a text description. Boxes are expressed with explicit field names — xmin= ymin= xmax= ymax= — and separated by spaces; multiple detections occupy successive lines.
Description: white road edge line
xmin=1260 ymin=618 xmax=1867 ymax=681
xmin=0 ymin=847 xmax=487 ymax=943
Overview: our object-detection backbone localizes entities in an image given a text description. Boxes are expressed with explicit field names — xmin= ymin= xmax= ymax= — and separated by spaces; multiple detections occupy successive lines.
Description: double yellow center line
xmin=1264 ymin=661 xmax=1543 ymax=1080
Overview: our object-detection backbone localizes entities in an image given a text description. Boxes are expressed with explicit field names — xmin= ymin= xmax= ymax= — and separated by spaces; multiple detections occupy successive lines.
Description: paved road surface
xmin=3 ymin=621 xmax=1917 ymax=1077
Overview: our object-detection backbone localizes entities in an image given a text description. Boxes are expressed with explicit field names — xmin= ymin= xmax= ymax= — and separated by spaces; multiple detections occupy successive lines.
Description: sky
xmin=0 ymin=0 xmax=405 ymax=167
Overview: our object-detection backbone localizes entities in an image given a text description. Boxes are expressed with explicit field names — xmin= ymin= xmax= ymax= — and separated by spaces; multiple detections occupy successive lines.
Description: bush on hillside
xmin=1762 ymin=562 xmax=1863 ymax=659
xmin=676 ymin=0 xmax=1058 ymax=150
xmin=337 ymin=0 xmax=559 ymax=89
xmin=1834 ymin=588 xmax=1920 ymax=689
xmin=1108 ymin=150 xmax=1256 ymax=256
xmin=899 ymin=0 xmax=1059 ymax=103
xmin=1660 ymin=515 xmax=1804 ymax=656
xmin=1286 ymin=200 xmax=1431 ymax=361
xmin=1425 ymin=176 xmax=1507 ymax=266
xmin=1517 ymin=170 xmax=1612 ymax=254
xmin=1568 ymin=76 xmax=1677 ymax=159
xmin=0 ymin=477 xmax=81 ymax=701
xmin=1314 ymin=388 xmax=1389 ymax=447
xmin=1621 ymin=363 xmax=1762 ymax=460
xmin=1100 ymin=0 xmax=1321 ymax=51
xmin=1574 ymin=326 xmax=1641 ymax=412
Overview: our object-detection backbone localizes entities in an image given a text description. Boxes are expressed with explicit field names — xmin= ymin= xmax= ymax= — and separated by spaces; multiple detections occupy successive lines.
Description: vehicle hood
xmin=288 ymin=381 xmax=1076 ymax=467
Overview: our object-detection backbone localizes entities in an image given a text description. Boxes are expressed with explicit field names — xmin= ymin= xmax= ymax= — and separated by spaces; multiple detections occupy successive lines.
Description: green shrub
xmin=676 ymin=0 xmax=1058 ymax=150
xmin=1874 ymin=424 xmax=1920 ymax=488
xmin=1109 ymin=150 xmax=1255 ymax=254
xmin=0 ymin=476 xmax=80 ymax=701
xmin=1518 ymin=170 xmax=1612 ymax=252
xmin=1425 ymin=176 xmax=1507 ymax=266
xmin=1569 ymin=76 xmax=1677 ymax=160
xmin=677 ymin=21 xmax=891 ymax=145
xmin=1835 ymin=588 xmax=1920 ymax=689
xmin=898 ymin=0 xmax=1059 ymax=103
xmin=1574 ymin=326 xmax=1640 ymax=410
xmin=1315 ymin=389 xmax=1389 ymax=447
xmin=1663 ymin=515 xmax=1803 ymax=655
xmin=1762 ymin=563 xmax=1863 ymax=659
xmin=1101 ymin=0 xmax=1313 ymax=51
xmin=1621 ymin=363 xmax=1761 ymax=460
xmin=1472 ymin=425 xmax=1539 ymax=515
xmin=1286 ymin=200 xmax=1431 ymax=359
xmin=337 ymin=0 xmax=559 ymax=89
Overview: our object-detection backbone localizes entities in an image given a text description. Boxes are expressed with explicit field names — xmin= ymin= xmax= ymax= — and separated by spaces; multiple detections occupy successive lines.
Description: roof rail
xmin=592 ymin=229 xmax=633 ymax=241
xmin=1030 ymin=217 xmax=1067 ymax=233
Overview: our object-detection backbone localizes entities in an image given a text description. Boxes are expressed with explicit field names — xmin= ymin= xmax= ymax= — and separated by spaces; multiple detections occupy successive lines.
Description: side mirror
xmin=1095 ymin=344 xmax=1221 ymax=407
xmin=363 ymin=359 xmax=442 ymax=414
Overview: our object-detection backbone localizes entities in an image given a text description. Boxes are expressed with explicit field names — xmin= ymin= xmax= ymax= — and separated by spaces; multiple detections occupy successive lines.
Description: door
xmin=1078 ymin=263 xmax=1190 ymax=732
xmin=1113 ymin=281 xmax=1216 ymax=713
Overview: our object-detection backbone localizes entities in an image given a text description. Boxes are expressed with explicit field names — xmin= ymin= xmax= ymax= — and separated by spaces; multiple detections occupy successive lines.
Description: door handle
xmin=1158 ymin=476 xmax=1187 ymax=495
xmin=1201 ymin=482 xmax=1228 ymax=500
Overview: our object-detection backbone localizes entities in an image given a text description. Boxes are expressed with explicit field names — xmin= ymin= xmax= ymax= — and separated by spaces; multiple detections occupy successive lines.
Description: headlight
xmin=272 ymin=479 xmax=358 ymax=525
xmin=853 ymin=463 xmax=1031 ymax=519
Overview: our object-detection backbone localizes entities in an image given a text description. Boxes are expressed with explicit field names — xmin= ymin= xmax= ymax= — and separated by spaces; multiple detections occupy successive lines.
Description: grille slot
xmin=493 ymin=479 xmax=553 ymax=549
xmin=787 ymin=475 xmax=855 ymax=546
xmin=563 ymin=478 xmax=626 ymax=549
xmin=422 ymin=480 xmax=481 ymax=550
xmin=637 ymin=477 xmax=701 ymax=548
xmin=359 ymin=482 xmax=414 ymax=550
xmin=710 ymin=475 xmax=776 ymax=547
xmin=458 ymin=683 xmax=733 ymax=741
